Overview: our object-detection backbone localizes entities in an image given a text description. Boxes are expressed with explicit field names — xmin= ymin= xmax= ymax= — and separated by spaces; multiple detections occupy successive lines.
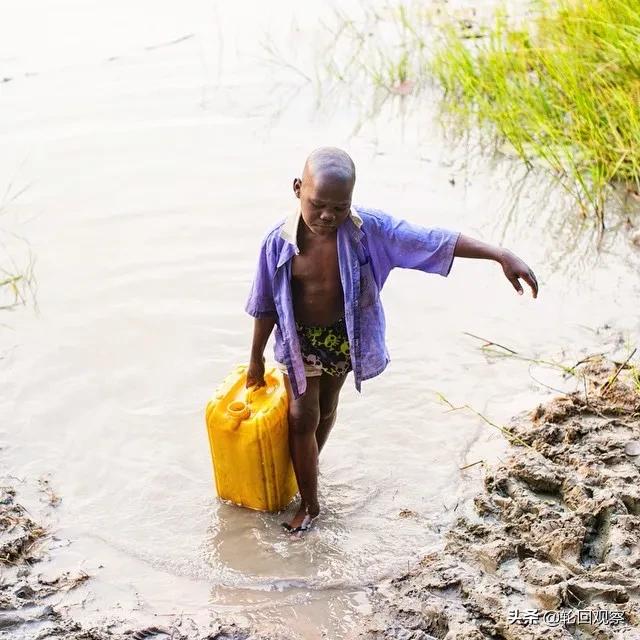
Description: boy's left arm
xmin=453 ymin=234 xmax=538 ymax=298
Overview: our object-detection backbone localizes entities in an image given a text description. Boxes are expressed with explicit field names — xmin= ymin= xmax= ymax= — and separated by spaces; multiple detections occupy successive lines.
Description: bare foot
xmin=288 ymin=503 xmax=309 ymax=529
xmin=282 ymin=502 xmax=319 ymax=535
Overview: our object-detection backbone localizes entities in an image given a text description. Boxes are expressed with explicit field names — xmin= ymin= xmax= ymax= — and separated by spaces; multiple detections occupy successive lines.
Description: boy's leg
xmin=316 ymin=372 xmax=348 ymax=453
xmin=281 ymin=372 xmax=348 ymax=529
xmin=282 ymin=374 xmax=322 ymax=528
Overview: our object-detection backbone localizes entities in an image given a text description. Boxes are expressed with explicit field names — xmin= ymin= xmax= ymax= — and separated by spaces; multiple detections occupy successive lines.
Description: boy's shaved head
xmin=293 ymin=147 xmax=356 ymax=237
xmin=302 ymin=147 xmax=356 ymax=186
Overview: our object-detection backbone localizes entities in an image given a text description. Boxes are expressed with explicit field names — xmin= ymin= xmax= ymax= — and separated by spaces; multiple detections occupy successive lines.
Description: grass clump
xmin=0 ymin=180 xmax=36 ymax=310
xmin=431 ymin=0 xmax=640 ymax=223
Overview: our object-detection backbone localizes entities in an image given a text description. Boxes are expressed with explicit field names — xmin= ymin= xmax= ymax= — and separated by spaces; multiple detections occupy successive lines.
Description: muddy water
xmin=1 ymin=1 xmax=639 ymax=638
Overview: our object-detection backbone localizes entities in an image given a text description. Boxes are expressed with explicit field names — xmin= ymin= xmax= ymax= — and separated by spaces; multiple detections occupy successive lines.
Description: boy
xmin=244 ymin=147 xmax=538 ymax=535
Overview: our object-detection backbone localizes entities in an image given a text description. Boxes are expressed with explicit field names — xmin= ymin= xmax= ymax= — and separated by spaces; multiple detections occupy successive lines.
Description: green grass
xmin=430 ymin=0 xmax=640 ymax=223
xmin=629 ymin=362 xmax=640 ymax=394
xmin=0 ymin=274 xmax=26 ymax=310
xmin=0 ymin=181 xmax=36 ymax=311
xmin=325 ymin=0 xmax=640 ymax=224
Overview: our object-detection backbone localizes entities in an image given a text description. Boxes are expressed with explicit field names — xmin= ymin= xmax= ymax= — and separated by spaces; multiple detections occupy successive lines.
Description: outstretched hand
xmin=499 ymin=249 xmax=538 ymax=298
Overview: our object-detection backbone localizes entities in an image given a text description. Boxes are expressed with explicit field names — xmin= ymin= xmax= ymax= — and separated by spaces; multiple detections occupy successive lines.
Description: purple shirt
xmin=245 ymin=205 xmax=460 ymax=399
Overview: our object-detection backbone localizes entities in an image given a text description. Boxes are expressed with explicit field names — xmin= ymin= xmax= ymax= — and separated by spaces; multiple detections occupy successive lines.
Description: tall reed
xmin=431 ymin=0 xmax=640 ymax=223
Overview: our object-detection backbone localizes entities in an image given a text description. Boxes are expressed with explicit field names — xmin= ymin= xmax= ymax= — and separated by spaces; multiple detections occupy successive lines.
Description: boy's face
xmin=293 ymin=173 xmax=354 ymax=236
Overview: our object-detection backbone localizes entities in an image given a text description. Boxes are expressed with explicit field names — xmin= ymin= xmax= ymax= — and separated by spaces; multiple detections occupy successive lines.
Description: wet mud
xmin=0 ymin=486 xmax=269 ymax=639
xmin=358 ymin=357 xmax=640 ymax=639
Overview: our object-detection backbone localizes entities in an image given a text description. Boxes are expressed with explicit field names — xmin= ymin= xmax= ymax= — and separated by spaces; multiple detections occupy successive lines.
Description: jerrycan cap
xmin=227 ymin=401 xmax=251 ymax=421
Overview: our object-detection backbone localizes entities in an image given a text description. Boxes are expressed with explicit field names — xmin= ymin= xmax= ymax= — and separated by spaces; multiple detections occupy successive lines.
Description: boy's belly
xmin=291 ymin=282 xmax=345 ymax=327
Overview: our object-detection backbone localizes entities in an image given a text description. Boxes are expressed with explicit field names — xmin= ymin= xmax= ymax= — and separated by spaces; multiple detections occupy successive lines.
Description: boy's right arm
xmin=245 ymin=229 xmax=278 ymax=388
xmin=247 ymin=316 xmax=276 ymax=388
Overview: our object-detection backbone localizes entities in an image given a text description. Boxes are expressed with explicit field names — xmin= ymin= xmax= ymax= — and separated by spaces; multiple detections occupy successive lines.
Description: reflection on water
xmin=1 ymin=1 xmax=639 ymax=638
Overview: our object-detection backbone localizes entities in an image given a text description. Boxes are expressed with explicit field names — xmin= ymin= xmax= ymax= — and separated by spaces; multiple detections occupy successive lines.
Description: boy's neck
xmin=298 ymin=219 xmax=338 ymax=248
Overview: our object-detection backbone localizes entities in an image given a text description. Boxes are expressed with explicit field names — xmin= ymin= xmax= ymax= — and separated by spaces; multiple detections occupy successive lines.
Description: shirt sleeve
xmin=245 ymin=231 xmax=277 ymax=318
xmin=381 ymin=215 xmax=460 ymax=277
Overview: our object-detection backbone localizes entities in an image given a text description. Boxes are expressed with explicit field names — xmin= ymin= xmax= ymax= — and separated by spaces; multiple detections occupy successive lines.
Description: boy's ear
xmin=292 ymin=178 xmax=301 ymax=198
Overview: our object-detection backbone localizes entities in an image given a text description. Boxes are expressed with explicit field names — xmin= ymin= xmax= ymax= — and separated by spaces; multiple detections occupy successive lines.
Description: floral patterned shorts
xmin=294 ymin=317 xmax=352 ymax=377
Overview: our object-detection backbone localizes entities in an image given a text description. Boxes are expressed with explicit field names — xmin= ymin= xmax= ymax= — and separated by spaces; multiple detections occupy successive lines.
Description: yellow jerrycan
xmin=205 ymin=364 xmax=298 ymax=512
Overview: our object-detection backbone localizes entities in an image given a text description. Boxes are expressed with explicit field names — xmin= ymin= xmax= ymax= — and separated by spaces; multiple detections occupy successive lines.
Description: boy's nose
xmin=319 ymin=211 xmax=335 ymax=222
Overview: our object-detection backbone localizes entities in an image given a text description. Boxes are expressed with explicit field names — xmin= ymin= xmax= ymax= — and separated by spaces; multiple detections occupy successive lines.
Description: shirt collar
xmin=279 ymin=203 xmax=363 ymax=253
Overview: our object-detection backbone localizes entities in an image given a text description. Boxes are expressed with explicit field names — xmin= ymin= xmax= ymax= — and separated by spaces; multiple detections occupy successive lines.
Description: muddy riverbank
xmin=0 ymin=482 xmax=255 ymax=640
xmin=3 ymin=355 xmax=638 ymax=639
xmin=359 ymin=356 xmax=640 ymax=639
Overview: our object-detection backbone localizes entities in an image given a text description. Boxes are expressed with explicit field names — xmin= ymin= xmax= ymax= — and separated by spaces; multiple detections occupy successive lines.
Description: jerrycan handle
xmin=227 ymin=371 xmax=275 ymax=429
xmin=245 ymin=370 xmax=275 ymax=405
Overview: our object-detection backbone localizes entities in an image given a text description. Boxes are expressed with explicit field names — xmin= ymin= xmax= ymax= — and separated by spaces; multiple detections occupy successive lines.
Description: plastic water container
xmin=205 ymin=364 xmax=298 ymax=512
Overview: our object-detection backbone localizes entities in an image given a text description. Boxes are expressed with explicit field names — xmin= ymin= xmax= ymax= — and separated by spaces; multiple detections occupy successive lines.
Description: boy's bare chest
xmin=290 ymin=238 xmax=340 ymax=286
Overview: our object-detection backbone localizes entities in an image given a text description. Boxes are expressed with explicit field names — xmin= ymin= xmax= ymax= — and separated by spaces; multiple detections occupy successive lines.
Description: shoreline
xmin=359 ymin=356 xmax=640 ymax=639
xmin=2 ymin=356 xmax=639 ymax=639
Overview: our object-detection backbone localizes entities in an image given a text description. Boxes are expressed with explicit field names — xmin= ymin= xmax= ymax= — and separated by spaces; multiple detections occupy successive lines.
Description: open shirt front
xmin=245 ymin=205 xmax=460 ymax=399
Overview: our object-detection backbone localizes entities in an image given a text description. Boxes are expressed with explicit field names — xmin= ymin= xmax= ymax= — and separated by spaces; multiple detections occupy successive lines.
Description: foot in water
xmin=282 ymin=502 xmax=319 ymax=536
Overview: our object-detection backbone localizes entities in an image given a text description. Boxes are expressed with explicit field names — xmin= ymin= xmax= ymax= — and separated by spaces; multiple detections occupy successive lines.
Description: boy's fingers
xmin=509 ymin=275 xmax=523 ymax=295
xmin=522 ymin=271 xmax=538 ymax=298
